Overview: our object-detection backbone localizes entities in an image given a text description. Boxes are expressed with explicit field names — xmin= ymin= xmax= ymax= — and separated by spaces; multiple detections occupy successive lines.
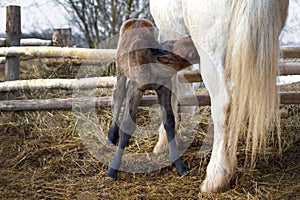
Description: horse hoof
xmin=178 ymin=170 xmax=189 ymax=177
xmin=200 ymin=171 xmax=232 ymax=193
xmin=177 ymin=165 xmax=189 ymax=176
xmin=107 ymin=124 xmax=119 ymax=145
xmin=200 ymin=178 xmax=229 ymax=193
xmin=153 ymin=142 xmax=168 ymax=154
xmin=103 ymin=176 xmax=116 ymax=185
xmin=173 ymin=159 xmax=189 ymax=176
xmin=106 ymin=140 xmax=116 ymax=147
xmin=106 ymin=169 xmax=118 ymax=180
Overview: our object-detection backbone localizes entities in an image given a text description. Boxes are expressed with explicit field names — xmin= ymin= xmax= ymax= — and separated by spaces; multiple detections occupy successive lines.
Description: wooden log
xmin=0 ymin=38 xmax=6 ymax=46
xmin=0 ymin=77 xmax=117 ymax=92
xmin=0 ymin=46 xmax=299 ymax=61
xmin=0 ymin=95 xmax=195 ymax=111
xmin=178 ymin=71 xmax=203 ymax=83
xmin=281 ymin=46 xmax=300 ymax=59
xmin=20 ymin=38 xmax=52 ymax=46
xmin=0 ymin=38 xmax=52 ymax=47
xmin=0 ymin=62 xmax=298 ymax=92
xmin=0 ymin=57 xmax=5 ymax=64
xmin=280 ymin=62 xmax=300 ymax=75
xmin=6 ymin=6 xmax=21 ymax=46
xmin=5 ymin=5 xmax=21 ymax=81
xmin=179 ymin=62 xmax=300 ymax=83
xmin=280 ymin=92 xmax=300 ymax=105
xmin=0 ymin=47 xmax=117 ymax=61
xmin=0 ymin=56 xmax=112 ymax=65
xmin=52 ymin=28 xmax=72 ymax=47
xmin=0 ymin=93 xmax=299 ymax=111
xmin=0 ymin=97 xmax=92 ymax=111
xmin=0 ymin=96 xmax=114 ymax=111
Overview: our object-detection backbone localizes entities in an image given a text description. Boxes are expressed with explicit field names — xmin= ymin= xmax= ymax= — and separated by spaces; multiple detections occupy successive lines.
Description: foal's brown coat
xmin=107 ymin=18 xmax=200 ymax=180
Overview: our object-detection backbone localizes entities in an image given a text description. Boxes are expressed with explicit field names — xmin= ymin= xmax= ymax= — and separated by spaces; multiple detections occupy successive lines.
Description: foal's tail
xmin=225 ymin=1 xmax=288 ymax=166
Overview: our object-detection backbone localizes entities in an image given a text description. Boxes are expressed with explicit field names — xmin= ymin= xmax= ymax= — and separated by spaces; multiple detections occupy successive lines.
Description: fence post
xmin=52 ymin=28 xmax=72 ymax=47
xmin=5 ymin=5 xmax=21 ymax=81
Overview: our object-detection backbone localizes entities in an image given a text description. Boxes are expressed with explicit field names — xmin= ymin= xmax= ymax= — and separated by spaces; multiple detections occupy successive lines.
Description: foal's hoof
xmin=103 ymin=176 xmax=116 ymax=185
xmin=106 ymin=140 xmax=116 ymax=147
xmin=106 ymin=168 xmax=118 ymax=180
xmin=173 ymin=159 xmax=189 ymax=176
xmin=177 ymin=164 xmax=189 ymax=176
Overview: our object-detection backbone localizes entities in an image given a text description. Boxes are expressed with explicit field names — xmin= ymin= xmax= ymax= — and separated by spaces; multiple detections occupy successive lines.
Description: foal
xmin=107 ymin=18 xmax=199 ymax=180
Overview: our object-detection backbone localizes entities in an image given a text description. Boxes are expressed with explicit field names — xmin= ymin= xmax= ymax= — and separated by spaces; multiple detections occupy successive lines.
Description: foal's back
xmin=116 ymin=19 xmax=158 ymax=80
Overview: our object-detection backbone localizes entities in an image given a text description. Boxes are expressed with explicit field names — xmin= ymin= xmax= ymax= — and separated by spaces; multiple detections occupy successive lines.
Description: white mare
xmin=150 ymin=0 xmax=289 ymax=192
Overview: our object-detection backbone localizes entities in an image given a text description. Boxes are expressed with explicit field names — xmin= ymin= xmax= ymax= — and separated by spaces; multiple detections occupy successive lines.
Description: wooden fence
xmin=0 ymin=5 xmax=299 ymax=111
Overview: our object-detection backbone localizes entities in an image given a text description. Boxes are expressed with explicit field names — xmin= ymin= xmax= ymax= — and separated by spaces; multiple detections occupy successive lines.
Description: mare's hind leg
xmin=107 ymin=76 xmax=127 ymax=145
xmin=107 ymin=84 xmax=143 ymax=180
xmin=156 ymin=84 xmax=188 ymax=175
xmin=196 ymin=49 xmax=235 ymax=193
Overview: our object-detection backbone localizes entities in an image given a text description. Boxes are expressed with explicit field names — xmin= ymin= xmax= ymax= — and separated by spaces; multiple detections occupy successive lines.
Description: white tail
xmin=225 ymin=0 xmax=289 ymax=166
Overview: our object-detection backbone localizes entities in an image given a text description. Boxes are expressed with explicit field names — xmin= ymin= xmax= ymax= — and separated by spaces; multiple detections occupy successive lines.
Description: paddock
xmin=1 ymin=5 xmax=300 ymax=199
xmin=0 ymin=50 xmax=299 ymax=199
xmin=1 ymin=43 xmax=300 ymax=200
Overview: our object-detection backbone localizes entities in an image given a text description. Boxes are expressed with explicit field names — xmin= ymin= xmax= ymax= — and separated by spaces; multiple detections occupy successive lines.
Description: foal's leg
xmin=154 ymin=69 xmax=197 ymax=154
xmin=156 ymin=85 xmax=188 ymax=175
xmin=107 ymin=76 xmax=127 ymax=145
xmin=107 ymin=84 xmax=143 ymax=180
xmin=154 ymin=76 xmax=179 ymax=153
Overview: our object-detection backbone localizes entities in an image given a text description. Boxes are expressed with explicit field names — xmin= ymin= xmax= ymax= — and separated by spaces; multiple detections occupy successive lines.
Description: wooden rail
xmin=281 ymin=46 xmax=300 ymax=59
xmin=0 ymin=47 xmax=116 ymax=61
xmin=0 ymin=38 xmax=52 ymax=47
xmin=0 ymin=93 xmax=299 ymax=111
xmin=1 ymin=64 xmax=299 ymax=93
xmin=0 ymin=77 xmax=117 ymax=92
xmin=0 ymin=46 xmax=299 ymax=59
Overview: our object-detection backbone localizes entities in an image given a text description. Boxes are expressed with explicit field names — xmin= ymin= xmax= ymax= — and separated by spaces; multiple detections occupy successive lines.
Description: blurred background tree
xmin=55 ymin=0 xmax=152 ymax=48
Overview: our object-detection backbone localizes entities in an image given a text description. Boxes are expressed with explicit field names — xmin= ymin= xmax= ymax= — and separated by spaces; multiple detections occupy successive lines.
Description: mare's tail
xmin=225 ymin=0 xmax=289 ymax=166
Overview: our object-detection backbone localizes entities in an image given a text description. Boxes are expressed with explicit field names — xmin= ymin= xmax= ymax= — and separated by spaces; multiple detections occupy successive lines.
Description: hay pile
xmin=0 ymin=59 xmax=299 ymax=199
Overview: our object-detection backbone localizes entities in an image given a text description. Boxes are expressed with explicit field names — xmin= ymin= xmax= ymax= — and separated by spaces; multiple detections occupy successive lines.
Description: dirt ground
xmin=0 ymin=60 xmax=299 ymax=199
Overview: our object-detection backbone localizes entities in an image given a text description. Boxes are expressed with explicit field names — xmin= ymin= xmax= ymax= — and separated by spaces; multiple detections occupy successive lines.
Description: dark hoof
xmin=178 ymin=166 xmax=189 ymax=177
xmin=107 ymin=124 xmax=119 ymax=145
xmin=177 ymin=164 xmax=189 ymax=176
xmin=103 ymin=176 xmax=116 ymax=184
xmin=173 ymin=159 xmax=189 ymax=176
xmin=106 ymin=140 xmax=116 ymax=147
xmin=106 ymin=168 xmax=118 ymax=180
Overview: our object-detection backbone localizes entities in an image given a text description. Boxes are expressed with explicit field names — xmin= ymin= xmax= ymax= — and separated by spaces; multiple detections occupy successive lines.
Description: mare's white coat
xmin=151 ymin=0 xmax=232 ymax=192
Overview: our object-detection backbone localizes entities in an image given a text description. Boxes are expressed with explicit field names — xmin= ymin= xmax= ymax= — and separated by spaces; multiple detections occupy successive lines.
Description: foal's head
xmin=117 ymin=19 xmax=200 ymax=80
xmin=157 ymin=36 xmax=200 ymax=71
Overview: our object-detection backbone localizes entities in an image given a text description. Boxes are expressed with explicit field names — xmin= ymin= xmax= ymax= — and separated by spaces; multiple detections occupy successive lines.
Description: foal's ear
xmin=150 ymin=48 xmax=179 ymax=65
